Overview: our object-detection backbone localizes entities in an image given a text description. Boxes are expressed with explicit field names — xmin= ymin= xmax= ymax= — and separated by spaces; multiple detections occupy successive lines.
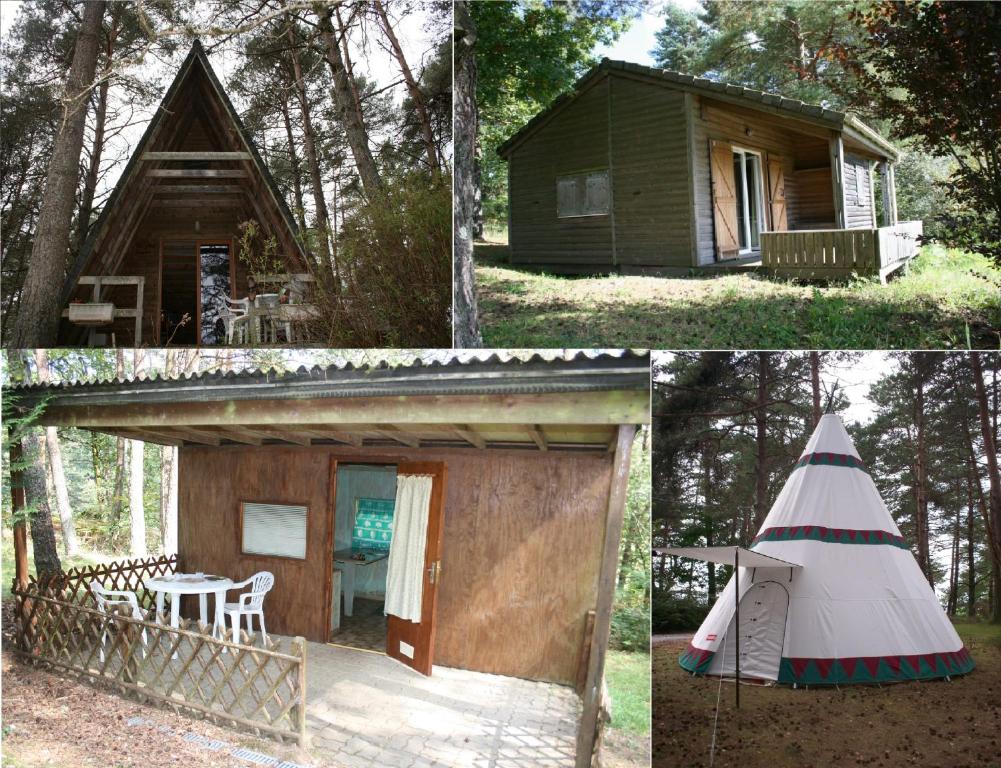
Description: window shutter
xmin=557 ymin=177 xmax=577 ymax=217
xmin=242 ymin=502 xmax=308 ymax=559
xmin=586 ymin=172 xmax=609 ymax=214
xmin=710 ymin=140 xmax=739 ymax=259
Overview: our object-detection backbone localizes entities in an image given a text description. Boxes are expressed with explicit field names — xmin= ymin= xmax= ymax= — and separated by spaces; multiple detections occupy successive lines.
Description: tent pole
xmin=735 ymin=546 xmax=740 ymax=709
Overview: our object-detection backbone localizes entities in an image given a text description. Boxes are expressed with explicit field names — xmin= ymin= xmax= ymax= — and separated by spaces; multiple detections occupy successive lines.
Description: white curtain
xmin=384 ymin=475 xmax=433 ymax=623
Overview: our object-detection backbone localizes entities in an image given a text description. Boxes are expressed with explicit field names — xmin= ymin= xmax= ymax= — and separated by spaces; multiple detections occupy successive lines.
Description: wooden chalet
xmin=500 ymin=60 xmax=922 ymax=281
xmin=61 ymin=40 xmax=306 ymax=347
xmin=8 ymin=351 xmax=651 ymax=766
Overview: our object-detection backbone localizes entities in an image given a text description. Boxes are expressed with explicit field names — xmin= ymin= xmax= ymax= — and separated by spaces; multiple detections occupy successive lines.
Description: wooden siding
xmin=177 ymin=444 xmax=612 ymax=685
xmin=843 ymin=154 xmax=875 ymax=229
xmin=789 ymin=167 xmax=835 ymax=229
xmin=609 ymin=77 xmax=691 ymax=266
xmin=507 ymin=78 xmax=613 ymax=271
xmin=691 ymin=95 xmax=802 ymax=264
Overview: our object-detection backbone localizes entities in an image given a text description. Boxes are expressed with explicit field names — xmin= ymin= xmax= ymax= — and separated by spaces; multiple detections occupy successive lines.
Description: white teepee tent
xmin=678 ymin=413 xmax=974 ymax=685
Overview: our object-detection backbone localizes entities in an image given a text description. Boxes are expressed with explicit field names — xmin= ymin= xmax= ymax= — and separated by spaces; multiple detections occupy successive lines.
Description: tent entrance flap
xmin=657 ymin=546 xmax=802 ymax=569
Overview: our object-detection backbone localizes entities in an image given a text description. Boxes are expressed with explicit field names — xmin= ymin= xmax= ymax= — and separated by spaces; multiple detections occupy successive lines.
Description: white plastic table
xmin=145 ymin=573 xmax=233 ymax=639
xmin=333 ymin=549 xmax=389 ymax=617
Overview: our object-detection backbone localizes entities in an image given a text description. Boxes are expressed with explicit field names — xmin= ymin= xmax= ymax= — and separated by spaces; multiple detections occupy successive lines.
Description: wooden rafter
xmin=451 ymin=424 xmax=486 ymax=449
xmin=527 ymin=425 xmax=549 ymax=451
xmin=142 ymin=151 xmax=251 ymax=161
xmin=152 ymin=185 xmax=243 ymax=194
xmin=147 ymin=169 xmax=248 ymax=178
xmin=374 ymin=425 xmax=421 ymax=448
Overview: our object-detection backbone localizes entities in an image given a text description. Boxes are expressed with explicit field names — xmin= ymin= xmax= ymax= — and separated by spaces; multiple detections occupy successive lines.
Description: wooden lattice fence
xmin=11 ymin=557 xmax=306 ymax=745
xmin=28 ymin=554 xmax=179 ymax=610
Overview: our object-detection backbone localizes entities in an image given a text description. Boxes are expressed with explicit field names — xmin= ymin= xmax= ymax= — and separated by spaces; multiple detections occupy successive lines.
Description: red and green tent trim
xmin=751 ymin=525 xmax=909 ymax=550
xmin=778 ymin=646 xmax=974 ymax=685
xmin=793 ymin=452 xmax=867 ymax=472
xmin=679 ymin=642 xmax=714 ymax=674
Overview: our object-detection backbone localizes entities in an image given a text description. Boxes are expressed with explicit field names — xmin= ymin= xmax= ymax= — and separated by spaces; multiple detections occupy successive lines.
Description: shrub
xmin=652 ymin=594 xmax=708 ymax=633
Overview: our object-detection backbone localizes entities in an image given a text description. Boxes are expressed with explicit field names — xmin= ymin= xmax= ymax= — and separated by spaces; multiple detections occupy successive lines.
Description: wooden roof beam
xmin=249 ymin=427 xmax=313 ymax=446
xmin=452 ymin=424 xmax=486 ymax=449
xmin=528 ymin=425 xmax=549 ymax=451
xmin=153 ymin=185 xmax=244 ymax=194
xmin=375 ymin=425 xmax=421 ymax=448
xmin=147 ymin=169 xmax=248 ymax=179
xmin=150 ymin=427 xmax=222 ymax=446
xmin=143 ymin=151 xmax=251 ymax=161
xmin=287 ymin=426 xmax=364 ymax=447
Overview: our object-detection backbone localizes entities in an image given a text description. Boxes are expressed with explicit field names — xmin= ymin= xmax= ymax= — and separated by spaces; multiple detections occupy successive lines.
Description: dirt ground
xmin=603 ymin=728 xmax=652 ymax=768
xmin=0 ymin=651 xmax=314 ymax=768
xmin=653 ymin=639 xmax=1001 ymax=768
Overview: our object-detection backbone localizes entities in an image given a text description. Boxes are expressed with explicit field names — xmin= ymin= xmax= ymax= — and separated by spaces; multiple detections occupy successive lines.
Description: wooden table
xmin=333 ymin=549 xmax=389 ymax=617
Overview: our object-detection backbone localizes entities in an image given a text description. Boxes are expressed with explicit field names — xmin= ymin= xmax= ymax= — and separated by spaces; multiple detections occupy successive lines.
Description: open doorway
xmin=329 ymin=463 xmax=397 ymax=653
xmin=158 ymin=239 xmax=233 ymax=345
xmin=328 ymin=459 xmax=447 ymax=676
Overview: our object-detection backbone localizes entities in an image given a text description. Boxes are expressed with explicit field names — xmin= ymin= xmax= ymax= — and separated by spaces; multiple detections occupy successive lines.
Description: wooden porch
xmin=760 ymin=220 xmax=923 ymax=281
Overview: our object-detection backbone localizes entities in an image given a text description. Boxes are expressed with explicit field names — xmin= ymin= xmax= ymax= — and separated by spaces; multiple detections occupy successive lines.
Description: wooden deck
xmin=760 ymin=221 xmax=922 ymax=282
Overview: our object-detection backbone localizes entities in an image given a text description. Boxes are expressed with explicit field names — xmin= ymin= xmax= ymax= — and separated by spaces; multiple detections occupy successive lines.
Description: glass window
xmin=556 ymin=170 xmax=609 ymax=217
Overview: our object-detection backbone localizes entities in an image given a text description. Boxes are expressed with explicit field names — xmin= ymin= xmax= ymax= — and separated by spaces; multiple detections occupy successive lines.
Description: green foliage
xmin=651 ymin=0 xmax=864 ymax=108
xmin=475 ymin=245 xmax=1001 ymax=349
xmin=848 ymin=1 xmax=1001 ymax=261
xmin=473 ymin=0 xmax=641 ymax=226
xmin=603 ymin=650 xmax=651 ymax=735
xmin=611 ymin=429 xmax=652 ymax=652
xmin=312 ymin=172 xmax=451 ymax=347
xmin=652 ymin=594 xmax=709 ymax=633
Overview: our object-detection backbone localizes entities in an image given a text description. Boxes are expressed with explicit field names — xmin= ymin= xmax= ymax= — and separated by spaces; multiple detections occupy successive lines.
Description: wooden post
xmin=829 ymin=134 xmax=847 ymax=229
xmin=293 ymin=636 xmax=307 ymax=747
xmin=887 ymin=163 xmax=898 ymax=226
xmin=9 ymin=440 xmax=29 ymax=591
xmin=734 ymin=546 xmax=740 ymax=709
xmin=575 ymin=424 xmax=637 ymax=768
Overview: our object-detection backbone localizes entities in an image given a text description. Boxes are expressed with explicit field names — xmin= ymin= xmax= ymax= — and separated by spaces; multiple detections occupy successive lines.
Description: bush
xmin=652 ymin=594 xmax=708 ymax=633
xmin=610 ymin=591 xmax=651 ymax=652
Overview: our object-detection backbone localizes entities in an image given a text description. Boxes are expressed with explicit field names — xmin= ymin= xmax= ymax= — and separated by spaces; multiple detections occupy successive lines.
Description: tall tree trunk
xmin=753 ymin=352 xmax=770 ymax=531
xmin=452 ymin=1 xmax=483 ymax=348
xmin=12 ymin=352 xmax=62 ymax=577
xmin=948 ymin=498 xmax=960 ymax=615
xmin=971 ymin=352 xmax=1001 ymax=621
xmin=110 ymin=348 xmax=126 ymax=540
xmin=75 ymin=67 xmax=110 ymax=258
xmin=129 ymin=350 xmax=147 ymax=557
xmin=34 ymin=349 xmax=78 ymax=555
xmin=160 ymin=445 xmax=178 ymax=555
xmin=316 ymin=9 xmax=383 ymax=195
xmin=372 ymin=0 xmax=441 ymax=177
xmin=285 ymin=21 xmax=334 ymax=270
xmin=279 ymin=94 xmax=308 ymax=233
xmin=966 ymin=462 xmax=977 ymax=617
xmin=912 ymin=374 xmax=932 ymax=584
xmin=810 ymin=351 xmax=821 ymax=426
xmin=10 ymin=0 xmax=105 ymax=347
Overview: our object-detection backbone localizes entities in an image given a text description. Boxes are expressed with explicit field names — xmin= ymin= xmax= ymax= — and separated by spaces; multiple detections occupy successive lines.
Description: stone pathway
xmin=305 ymin=642 xmax=580 ymax=767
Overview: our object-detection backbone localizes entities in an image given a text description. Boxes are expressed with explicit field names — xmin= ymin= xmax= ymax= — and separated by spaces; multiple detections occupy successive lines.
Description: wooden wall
xmin=508 ymin=78 xmax=613 ymax=272
xmin=788 ymin=167 xmax=835 ymax=229
xmin=609 ymin=77 xmax=692 ymax=267
xmin=691 ymin=95 xmax=834 ymax=263
xmin=177 ymin=444 xmax=613 ymax=685
xmin=843 ymin=154 xmax=875 ymax=229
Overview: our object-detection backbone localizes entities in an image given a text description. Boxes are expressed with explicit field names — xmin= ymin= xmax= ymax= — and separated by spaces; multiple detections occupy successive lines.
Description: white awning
xmin=655 ymin=546 xmax=802 ymax=569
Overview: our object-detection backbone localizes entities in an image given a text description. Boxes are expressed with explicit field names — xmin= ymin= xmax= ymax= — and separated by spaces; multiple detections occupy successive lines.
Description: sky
xmin=594 ymin=0 xmax=703 ymax=66
xmin=0 ymin=0 xmax=443 ymax=206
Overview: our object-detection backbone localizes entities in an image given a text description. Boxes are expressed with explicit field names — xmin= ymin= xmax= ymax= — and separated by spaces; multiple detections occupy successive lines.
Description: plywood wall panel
xmin=176 ymin=444 xmax=613 ymax=684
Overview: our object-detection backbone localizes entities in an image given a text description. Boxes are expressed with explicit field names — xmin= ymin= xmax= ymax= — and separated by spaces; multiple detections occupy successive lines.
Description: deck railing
xmin=10 ymin=556 xmax=306 ymax=745
xmin=760 ymin=221 xmax=923 ymax=281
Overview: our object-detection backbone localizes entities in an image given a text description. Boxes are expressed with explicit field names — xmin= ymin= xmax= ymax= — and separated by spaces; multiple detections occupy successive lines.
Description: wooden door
xmin=386 ymin=461 xmax=447 ymax=676
xmin=767 ymin=157 xmax=788 ymax=231
xmin=710 ymin=140 xmax=740 ymax=260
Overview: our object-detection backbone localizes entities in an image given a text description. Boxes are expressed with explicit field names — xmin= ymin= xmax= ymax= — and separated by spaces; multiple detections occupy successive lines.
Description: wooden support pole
xmin=829 ymin=134 xmax=847 ymax=229
xmin=575 ymin=424 xmax=637 ymax=768
xmin=735 ymin=546 xmax=740 ymax=709
xmin=9 ymin=440 xmax=29 ymax=590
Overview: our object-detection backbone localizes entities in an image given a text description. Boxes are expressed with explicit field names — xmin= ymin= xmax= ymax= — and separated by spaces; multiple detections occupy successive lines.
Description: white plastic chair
xmin=90 ymin=582 xmax=148 ymax=662
xmin=220 ymin=294 xmax=250 ymax=345
xmin=224 ymin=571 xmax=274 ymax=644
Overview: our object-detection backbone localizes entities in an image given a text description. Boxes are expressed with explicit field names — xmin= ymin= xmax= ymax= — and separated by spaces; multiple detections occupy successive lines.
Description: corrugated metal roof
xmin=7 ymin=350 xmax=651 ymax=407
xmin=498 ymin=59 xmax=899 ymax=160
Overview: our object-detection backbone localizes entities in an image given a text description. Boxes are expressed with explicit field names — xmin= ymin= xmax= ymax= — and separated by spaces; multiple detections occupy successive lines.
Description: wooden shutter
xmin=767 ymin=157 xmax=788 ymax=231
xmin=710 ymin=140 xmax=739 ymax=259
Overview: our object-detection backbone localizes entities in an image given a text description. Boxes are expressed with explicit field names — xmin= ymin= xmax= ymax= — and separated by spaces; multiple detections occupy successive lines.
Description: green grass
xmin=952 ymin=618 xmax=1001 ymax=647
xmin=476 ymin=245 xmax=1001 ymax=349
xmin=605 ymin=649 xmax=651 ymax=735
xmin=1 ymin=536 xmax=113 ymax=600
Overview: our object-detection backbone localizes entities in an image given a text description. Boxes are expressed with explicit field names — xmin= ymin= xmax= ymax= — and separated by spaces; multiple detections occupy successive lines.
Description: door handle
xmin=427 ymin=560 xmax=441 ymax=585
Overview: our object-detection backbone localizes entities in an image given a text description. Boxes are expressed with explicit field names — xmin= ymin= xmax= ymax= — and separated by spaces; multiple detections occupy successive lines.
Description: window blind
xmin=242 ymin=502 xmax=308 ymax=559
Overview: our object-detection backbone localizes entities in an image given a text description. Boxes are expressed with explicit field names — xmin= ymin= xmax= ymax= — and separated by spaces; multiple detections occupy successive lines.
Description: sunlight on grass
xmin=605 ymin=650 xmax=651 ymax=736
xmin=476 ymin=245 xmax=1001 ymax=349
xmin=1 ymin=536 xmax=116 ymax=599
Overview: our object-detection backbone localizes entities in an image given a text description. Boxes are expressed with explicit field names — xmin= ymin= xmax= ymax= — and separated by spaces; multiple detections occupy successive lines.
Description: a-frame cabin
xmin=60 ymin=40 xmax=307 ymax=347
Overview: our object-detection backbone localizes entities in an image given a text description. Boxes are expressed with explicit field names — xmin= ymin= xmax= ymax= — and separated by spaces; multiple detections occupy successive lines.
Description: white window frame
xmin=241 ymin=501 xmax=308 ymax=560
xmin=732 ymin=146 xmax=766 ymax=253
xmin=556 ymin=169 xmax=610 ymax=218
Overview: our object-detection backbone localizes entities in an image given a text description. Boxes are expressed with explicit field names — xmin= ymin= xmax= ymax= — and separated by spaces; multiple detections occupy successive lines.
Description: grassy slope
xmin=652 ymin=621 xmax=1001 ymax=768
xmin=476 ymin=245 xmax=1001 ymax=349
xmin=604 ymin=649 xmax=652 ymax=768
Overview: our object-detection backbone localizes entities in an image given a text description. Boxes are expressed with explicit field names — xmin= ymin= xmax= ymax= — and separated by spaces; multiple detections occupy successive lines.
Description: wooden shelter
xmin=60 ymin=40 xmax=306 ymax=347
xmin=499 ymin=60 xmax=922 ymax=281
xmin=8 ymin=352 xmax=650 ymax=766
